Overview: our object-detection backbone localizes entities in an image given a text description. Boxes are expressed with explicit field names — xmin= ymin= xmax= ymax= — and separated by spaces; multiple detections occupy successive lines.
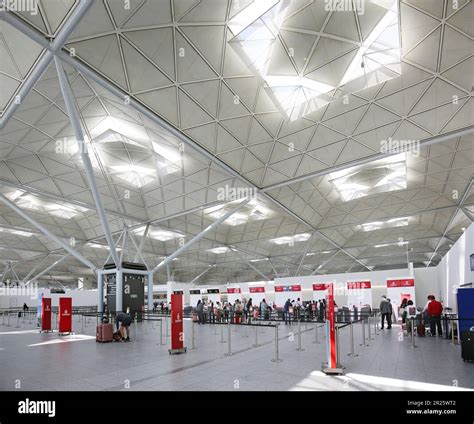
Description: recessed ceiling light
xmin=0 ymin=227 xmax=34 ymax=237
xmin=361 ymin=217 xmax=409 ymax=231
xmin=206 ymin=247 xmax=231 ymax=254
xmin=132 ymin=227 xmax=182 ymax=242
xmin=270 ymin=233 xmax=311 ymax=245
xmin=5 ymin=190 xmax=87 ymax=219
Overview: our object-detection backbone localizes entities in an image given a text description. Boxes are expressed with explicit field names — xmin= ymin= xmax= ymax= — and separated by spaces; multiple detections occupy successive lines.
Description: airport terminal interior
xmin=0 ymin=0 xmax=473 ymax=394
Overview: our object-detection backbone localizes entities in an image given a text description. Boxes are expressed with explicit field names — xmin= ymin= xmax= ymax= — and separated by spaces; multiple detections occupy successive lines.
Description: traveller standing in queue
xmin=380 ymin=295 xmax=392 ymax=329
xmin=427 ymin=295 xmax=443 ymax=336
xmin=283 ymin=298 xmax=292 ymax=325
xmin=246 ymin=298 xmax=253 ymax=324
xmin=260 ymin=299 xmax=269 ymax=320
xmin=196 ymin=299 xmax=205 ymax=324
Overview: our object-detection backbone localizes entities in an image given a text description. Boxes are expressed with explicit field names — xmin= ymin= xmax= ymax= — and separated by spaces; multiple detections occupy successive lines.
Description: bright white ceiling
xmin=0 ymin=0 xmax=472 ymax=286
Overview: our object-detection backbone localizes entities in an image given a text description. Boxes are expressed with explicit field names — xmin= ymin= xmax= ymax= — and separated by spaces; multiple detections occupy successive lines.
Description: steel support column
xmin=98 ymin=271 xmax=104 ymax=313
xmin=27 ymin=254 xmax=71 ymax=284
xmin=0 ymin=0 xmax=94 ymax=129
xmin=229 ymin=247 xmax=270 ymax=281
xmin=147 ymin=272 xmax=153 ymax=311
xmin=116 ymin=269 xmax=123 ymax=313
xmin=152 ymin=198 xmax=251 ymax=273
xmin=54 ymin=56 xmax=120 ymax=268
xmin=0 ymin=193 xmax=96 ymax=271
xmin=189 ymin=266 xmax=213 ymax=284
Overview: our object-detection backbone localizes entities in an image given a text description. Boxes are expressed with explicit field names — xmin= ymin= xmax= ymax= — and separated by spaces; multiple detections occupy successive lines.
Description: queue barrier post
xmin=410 ymin=317 xmax=417 ymax=348
xmin=360 ymin=317 xmax=368 ymax=347
xmin=348 ymin=321 xmax=358 ymax=357
xmin=313 ymin=323 xmax=320 ymax=344
xmin=271 ymin=324 xmax=282 ymax=363
xmin=189 ymin=319 xmax=195 ymax=350
xmin=225 ymin=321 xmax=232 ymax=356
xmin=219 ymin=322 xmax=226 ymax=344
xmin=296 ymin=319 xmax=305 ymax=351
xmin=134 ymin=313 xmax=138 ymax=341
xmin=253 ymin=325 xmax=259 ymax=347
xmin=159 ymin=319 xmax=163 ymax=346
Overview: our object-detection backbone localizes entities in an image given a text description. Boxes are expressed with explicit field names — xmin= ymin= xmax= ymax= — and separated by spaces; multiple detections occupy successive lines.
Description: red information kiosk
xmin=168 ymin=293 xmax=186 ymax=354
xmin=41 ymin=297 xmax=52 ymax=332
xmin=58 ymin=297 xmax=72 ymax=335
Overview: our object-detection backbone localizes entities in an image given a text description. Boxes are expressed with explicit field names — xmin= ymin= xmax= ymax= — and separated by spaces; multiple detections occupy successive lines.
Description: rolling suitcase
xmin=461 ymin=331 xmax=474 ymax=362
xmin=417 ymin=323 xmax=425 ymax=337
xmin=96 ymin=323 xmax=113 ymax=343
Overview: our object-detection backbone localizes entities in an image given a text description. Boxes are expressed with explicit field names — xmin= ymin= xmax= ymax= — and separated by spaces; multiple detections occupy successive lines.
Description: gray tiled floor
xmin=0 ymin=315 xmax=473 ymax=391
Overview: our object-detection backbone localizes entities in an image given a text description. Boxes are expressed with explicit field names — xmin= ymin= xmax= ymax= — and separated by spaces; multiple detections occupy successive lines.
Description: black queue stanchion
xmin=271 ymin=324 xmax=282 ymax=363
xmin=348 ymin=321 xmax=358 ymax=357
xmin=410 ymin=317 xmax=417 ymax=348
xmin=224 ymin=321 xmax=233 ymax=356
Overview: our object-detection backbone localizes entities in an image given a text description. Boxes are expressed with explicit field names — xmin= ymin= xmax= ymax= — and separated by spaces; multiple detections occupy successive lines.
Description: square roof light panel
xmin=229 ymin=0 xmax=401 ymax=121
xmin=5 ymin=190 xmax=88 ymax=219
xmin=69 ymin=117 xmax=182 ymax=188
xmin=329 ymin=153 xmax=407 ymax=202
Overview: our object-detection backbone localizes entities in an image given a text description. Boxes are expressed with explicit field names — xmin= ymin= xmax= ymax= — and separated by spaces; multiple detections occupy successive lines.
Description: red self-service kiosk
xmin=58 ymin=297 xmax=72 ymax=335
xmin=41 ymin=297 xmax=52 ymax=332
xmin=168 ymin=293 xmax=186 ymax=355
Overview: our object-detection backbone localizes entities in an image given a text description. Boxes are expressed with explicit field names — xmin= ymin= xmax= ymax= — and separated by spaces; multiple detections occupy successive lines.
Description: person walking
xmin=427 ymin=295 xmax=443 ymax=336
xmin=380 ymin=295 xmax=392 ymax=329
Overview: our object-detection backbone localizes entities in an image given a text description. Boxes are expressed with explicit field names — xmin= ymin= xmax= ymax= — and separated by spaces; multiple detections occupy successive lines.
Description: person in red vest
xmin=427 ymin=295 xmax=443 ymax=337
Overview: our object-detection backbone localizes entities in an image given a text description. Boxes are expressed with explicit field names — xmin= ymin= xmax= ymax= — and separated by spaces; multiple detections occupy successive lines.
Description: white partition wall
xmin=189 ymin=289 xmax=202 ymax=307
xmin=226 ymin=287 xmax=242 ymax=303
xmin=205 ymin=288 xmax=220 ymax=303
xmin=386 ymin=278 xmax=416 ymax=307
xmin=312 ymin=284 xmax=329 ymax=302
xmin=274 ymin=284 xmax=302 ymax=307
xmin=347 ymin=281 xmax=372 ymax=309
xmin=248 ymin=286 xmax=266 ymax=305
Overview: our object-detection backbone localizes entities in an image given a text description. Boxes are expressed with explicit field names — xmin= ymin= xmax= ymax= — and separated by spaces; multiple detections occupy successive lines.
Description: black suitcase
xmin=461 ymin=331 xmax=474 ymax=362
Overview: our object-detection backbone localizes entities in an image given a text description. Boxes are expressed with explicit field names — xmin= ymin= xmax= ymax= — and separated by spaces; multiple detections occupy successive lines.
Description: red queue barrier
xmin=169 ymin=293 xmax=186 ymax=354
xmin=58 ymin=297 xmax=72 ymax=335
xmin=41 ymin=297 xmax=52 ymax=332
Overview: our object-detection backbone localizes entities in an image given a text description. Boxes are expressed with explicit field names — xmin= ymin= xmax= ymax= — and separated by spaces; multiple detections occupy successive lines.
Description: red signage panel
xmin=170 ymin=293 xmax=184 ymax=352
xmin=275 ymin=285 xmax=302 ymax=292
xmin=41 ymin=297 xmax=51 ymax=332
xmin=313 ymin=284 xmax=328 ymax=291
xmin=249 ymin=287 xmax=265 ymax=293
xmin=227 ymin=288 xmax=241 ymax=294
xmin=347 ymin=281 xmax=371 ymax=290
xmin=387 ymin=278 xmax=414 ymax=288
xmin=326 ymin=284 xmax=337 ymax=369
xmin=58 ymin=297 xmax=72 ymax=334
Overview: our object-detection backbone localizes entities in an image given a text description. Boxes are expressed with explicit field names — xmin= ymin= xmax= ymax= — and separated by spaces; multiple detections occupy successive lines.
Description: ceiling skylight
xmin=229 ymin=0 xmax=401 ymax=121
xmin=270 ymin=233 xmax=311 ymax=245
xmin=204 ymin=199 xmax=273 ymax=226
xmin=206 ymin=247 xmax=231 ymax=254
xmin=132 ymin=227 xmax=182 ymax=242
xmin=330 ymin=153 xmax=407 ymax=202
xmin=5 ymin=190 xmax=87 ymax=219
xmin=87 ymin=242 xmax=122 ymax=251
xmin=0 ymin=227 xmax=34 ymax=237
xmin=361 ymin=217 xmax=409 ymax=232
xmin=69 ymin=117 xmax=182 ymax=188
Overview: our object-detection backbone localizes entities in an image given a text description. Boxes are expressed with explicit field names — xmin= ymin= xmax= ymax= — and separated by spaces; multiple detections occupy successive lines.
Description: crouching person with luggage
xmin=116 ymin=311 xmax=132 ymax=341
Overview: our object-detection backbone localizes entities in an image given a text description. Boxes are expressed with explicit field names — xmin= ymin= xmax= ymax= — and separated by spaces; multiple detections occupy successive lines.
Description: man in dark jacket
xmin=380 ymin=296 xmax=392 ymax=329
xmin=283 ymin=298 xmax=292 ymax=325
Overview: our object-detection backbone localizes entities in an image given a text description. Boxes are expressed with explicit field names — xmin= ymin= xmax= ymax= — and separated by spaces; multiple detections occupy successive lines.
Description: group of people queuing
xmin=398 ymin=294 xmax=444 ymax=336
xmin=152 ymin=301 xmax=169 ymax=314
xmin=193 ymin=297 xmax=329 ymax=325
xmin=194 ymin=298 xmax=269 ymax=324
